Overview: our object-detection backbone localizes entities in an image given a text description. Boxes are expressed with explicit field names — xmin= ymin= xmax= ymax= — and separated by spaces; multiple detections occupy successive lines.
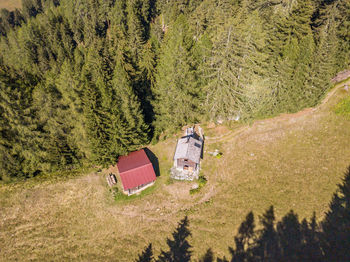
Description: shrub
xmin=216 ymin=152 xmax=223 ymax=159
xmin=190 ymin=175 xmax=207 ymax=194
xmin=334 ymin=95 xmax=350 ymax=119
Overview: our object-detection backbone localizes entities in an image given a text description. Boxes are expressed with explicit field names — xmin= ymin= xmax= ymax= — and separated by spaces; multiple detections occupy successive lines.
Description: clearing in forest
xmin=1 ymin=80 xmax=350 ymax=261
xmin=0 ymin=0 xmax=21 ymax=10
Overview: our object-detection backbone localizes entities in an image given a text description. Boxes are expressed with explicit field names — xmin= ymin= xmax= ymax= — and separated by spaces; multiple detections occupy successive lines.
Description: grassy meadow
xmin=1 ymin=82 xmax=350 ymax=261
xmin=0 ymin=0 xmax=21 ymax=10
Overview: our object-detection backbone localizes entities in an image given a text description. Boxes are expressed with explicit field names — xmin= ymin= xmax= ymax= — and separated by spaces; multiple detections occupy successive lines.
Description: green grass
xmin=1 ymin=82 xmax=350 ymax=261
xmin=0 ymin=0 xmax=21 ymax=10
xmin=334 ymin=94 xmax=350 ymax=119
xmin=113 ymin=180 xmax=160 ymax=203
xmin=189 ymin=175 xmax=207 ymax=195
xmin=0 ymin=166 xmax=95 ymax=189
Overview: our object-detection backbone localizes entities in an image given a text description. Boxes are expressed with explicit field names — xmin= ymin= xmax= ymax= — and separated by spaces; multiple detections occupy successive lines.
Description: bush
xmin=190 ymin=175 xmax=207 ymax=195
xmin=198 ymin=175 xmax=207 ymax=186
xmin=216 ymin=152 xmax=223 ymax=159
xmin=334 ymin=95 xmax=350 ymax=119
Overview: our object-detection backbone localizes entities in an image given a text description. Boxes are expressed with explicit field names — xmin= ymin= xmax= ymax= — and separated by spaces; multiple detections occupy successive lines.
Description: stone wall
xmin=170 ymin=167 xmax=199 ymax=181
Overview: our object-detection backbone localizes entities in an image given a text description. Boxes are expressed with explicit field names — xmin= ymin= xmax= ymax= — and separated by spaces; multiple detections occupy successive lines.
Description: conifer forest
xmin=0 ymin=0 xmax=350 ymax=181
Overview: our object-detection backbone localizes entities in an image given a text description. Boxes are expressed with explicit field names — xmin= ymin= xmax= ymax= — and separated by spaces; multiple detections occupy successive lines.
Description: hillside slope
xmin=1 ymin=81 xmax=350 ymax=261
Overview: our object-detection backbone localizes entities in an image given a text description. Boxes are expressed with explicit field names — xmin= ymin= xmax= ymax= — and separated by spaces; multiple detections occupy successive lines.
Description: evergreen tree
xmin=272 ymin=0 xmax=317 ymax=112
xmin=308 ymin=8 xmax=339 ymax=104
xmin=0 ymin=8 xmax=24 ymax=36
xmin=81 ymin=41 xmax=149 ymax=166
xmin=138 ymin=38 xmax=157 ymax=124
xmin=126 ymin=0 xmax=148 ymax=62
xmin=334 ymin=0 xmax=350 ymax=69
xmin=153 ymin=14 xmax=200 ymax=134
xmin=0 ymin=66 xmax=39 ymax=180
xmin=111 ymin=58 xmax=150 ymax=150
xmin=202 ymin=4 xmax=272 ymax=121
xmin=31 ymin=73 xmax=81 ymax=171
xmin=0 ymin=0 xmax=349 ymax=179
xmin=55 ymin=60 xmax=90 ymax=162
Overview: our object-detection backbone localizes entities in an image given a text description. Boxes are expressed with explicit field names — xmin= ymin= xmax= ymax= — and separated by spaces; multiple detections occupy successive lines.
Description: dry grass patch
xmin=0 ymin=0 xmax=21 ymax=10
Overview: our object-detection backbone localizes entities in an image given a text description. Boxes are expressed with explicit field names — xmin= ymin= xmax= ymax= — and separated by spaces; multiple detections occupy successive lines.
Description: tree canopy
xmin=0 ymin=0 xmax=349 ymax=180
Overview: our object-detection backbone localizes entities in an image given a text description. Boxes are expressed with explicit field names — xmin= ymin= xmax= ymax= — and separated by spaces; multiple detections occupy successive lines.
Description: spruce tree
xmin=334 ymin=0 xmax=350 ymax=69
xmin=111 ymin=58 xmax=150 ymax=151
xmin=0 ymin=66 xmax=40 ymax=179
xmin=153 ymin=14 xmax=200 ymax=134
xmin=32 ymin=73 xmax=81 ymax=172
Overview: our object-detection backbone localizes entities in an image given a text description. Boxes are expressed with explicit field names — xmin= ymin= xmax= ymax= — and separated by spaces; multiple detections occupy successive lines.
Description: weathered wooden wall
xmin=177 ymin=158 xmax=196 ymax=170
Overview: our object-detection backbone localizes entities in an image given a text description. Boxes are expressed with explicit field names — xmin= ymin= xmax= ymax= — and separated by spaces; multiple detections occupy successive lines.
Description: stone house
xmin=171 ymin=127 xmax=203 ymax=180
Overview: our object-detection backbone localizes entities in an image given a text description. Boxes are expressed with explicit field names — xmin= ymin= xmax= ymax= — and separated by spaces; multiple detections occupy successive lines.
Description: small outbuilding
xmin=171 ymin=127 xmax=203 ymax=181
xmin=117 ymin=149 xmax=157 ymax=195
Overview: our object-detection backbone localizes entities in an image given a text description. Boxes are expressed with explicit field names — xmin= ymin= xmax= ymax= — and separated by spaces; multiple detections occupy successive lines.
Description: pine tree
xmin=0 ymin=66 xmax=40 ymax=180
xmin=202 ymin=4 xmax=272 ymax=120
xmin=126 ymin=0 xmax=147 ymax=63
xmin=56 ymin=60 xmax=90 ymax=161
xmin=153 ymin=14 xmax=200 ymax=134
xmin=308 ymin=8 xmax=339 ymax=105
xmin=138 ymin=38 xmax=157 ymax=123
xmin=270 ymin=0 xmax=317 ymax=113
xmin=0 ymin=8 xmax=24 ymax=36
xmin=111 ymin=58 xmax=150 ymax=150
xmin=334 ymin=0 xmax=350 ymax=69
xmin=32 ymin=73 xmax=82 ymax=171
xmin=22 ymin=0 xmax=43 ymax=19
xmin=81 ymin=40 xmax=149 ymax=165
xmin=81 ymin=42 xmax=118 ymax=164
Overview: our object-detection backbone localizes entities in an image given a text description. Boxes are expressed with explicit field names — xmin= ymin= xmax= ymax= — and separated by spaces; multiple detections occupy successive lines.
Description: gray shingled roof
xmin=174 ymin=136 xmax=202 ymax=164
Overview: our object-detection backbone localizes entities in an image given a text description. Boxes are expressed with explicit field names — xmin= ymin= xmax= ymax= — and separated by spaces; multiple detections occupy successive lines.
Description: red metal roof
xmin=117 ymin=149 xmax=156 ymax=190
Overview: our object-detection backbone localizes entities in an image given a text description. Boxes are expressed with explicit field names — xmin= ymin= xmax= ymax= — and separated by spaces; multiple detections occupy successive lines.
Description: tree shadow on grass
xmin=135 ymin=166 xmax=350 ymax=262
xmin=220 ymin=165 xmax=350 ymax=262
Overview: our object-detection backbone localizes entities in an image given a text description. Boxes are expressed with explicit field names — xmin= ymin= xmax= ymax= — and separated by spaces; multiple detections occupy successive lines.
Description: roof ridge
xmin=120 ymin=162 xmax=152 ymax=173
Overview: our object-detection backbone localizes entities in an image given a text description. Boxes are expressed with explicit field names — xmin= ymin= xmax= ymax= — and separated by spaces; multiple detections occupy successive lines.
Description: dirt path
xmin=101 ymin=79 xmax=350 ymax=221
xmin=2 ymin=79 xmax=349 ymax=262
